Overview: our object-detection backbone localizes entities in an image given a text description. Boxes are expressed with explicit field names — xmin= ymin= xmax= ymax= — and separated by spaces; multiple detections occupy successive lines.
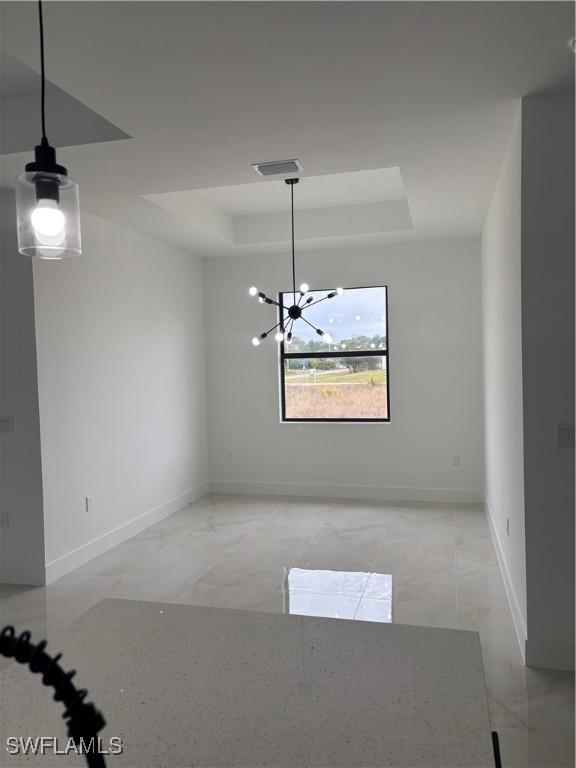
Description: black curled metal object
xmin=0 ymin=626 xmax=107 ymax=768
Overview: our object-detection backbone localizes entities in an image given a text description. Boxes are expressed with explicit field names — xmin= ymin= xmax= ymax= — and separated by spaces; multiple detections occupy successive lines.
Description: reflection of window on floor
xmin=282 ymin=568 xmax=393 ymax=623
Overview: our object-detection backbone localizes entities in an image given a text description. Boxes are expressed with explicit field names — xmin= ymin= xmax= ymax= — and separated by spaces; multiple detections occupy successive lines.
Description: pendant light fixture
xmin=16 ymin=0 xmax=81 ymax=260
xmin=249 ymin=178 xmax=343 ymax=346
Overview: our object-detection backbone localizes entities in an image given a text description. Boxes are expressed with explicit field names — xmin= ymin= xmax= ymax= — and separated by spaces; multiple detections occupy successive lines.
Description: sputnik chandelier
xmin=249 ymin=178 xmax=344 ymax=346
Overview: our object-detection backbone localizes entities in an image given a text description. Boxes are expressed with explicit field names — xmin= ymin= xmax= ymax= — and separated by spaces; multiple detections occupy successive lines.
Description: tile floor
xmin=1 ymin=495 xmax=574 ymax=767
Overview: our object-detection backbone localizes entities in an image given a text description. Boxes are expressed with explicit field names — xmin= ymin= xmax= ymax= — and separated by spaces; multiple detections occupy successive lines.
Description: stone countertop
xmin=0 ymin=598 xmax=493 ymax=766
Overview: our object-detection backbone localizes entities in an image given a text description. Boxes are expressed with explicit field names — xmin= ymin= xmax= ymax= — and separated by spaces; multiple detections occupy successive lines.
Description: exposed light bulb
xmin=274 ymin=332 xmax=284 ymax=342
xmin=38 ymin=248 xmax=64 ymax=260
xmin=31 ymin=200 xmax=65 ymax=237
xmin=336 ymin=287 xmax=344 ymax=295
xmin=321 ymin=332 xmax=333 ymax=343
xmin=258 ymin=296 xmax=265 ymax=303
xmin=249 ymin=286 xmax=258 ymax=296
xmin=251 ymin=337 xmax=260 ymax=346
xmin=299 ymin=282 xmax=310 ymax=293
xmin=286 ymin=334 xmax=293 ymax=345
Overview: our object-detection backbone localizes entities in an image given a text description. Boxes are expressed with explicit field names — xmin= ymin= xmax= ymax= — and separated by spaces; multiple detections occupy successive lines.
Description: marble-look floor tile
xmin=457 ymin=563 xmax=509 ymax=611
xmin=496 ymin=726 xmax=575 ymax=767
xmin=394 ymin=569 xmax=458 ymax=612
xmin=392 ymin=599 xmax=459 ymax=630
xmin=174 ymin=581 xmax=285 ymax=614
xmin=323 ymin=503 xmax=393 ymax=536
xmin=384 ymin=508 xmax=455 ymax=547
xmin=0 ymin=493 xmax=572 ymax=768
xmin=296 ymin=525 xmax=383 ymax=572
xmin=373 ymin=540 xmax=455 ymax=584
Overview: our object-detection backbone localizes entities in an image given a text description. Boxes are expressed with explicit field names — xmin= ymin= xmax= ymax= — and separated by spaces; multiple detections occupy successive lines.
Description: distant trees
xmin=346 ymin=356 xmax=381 ymax=373
xmin=285 ymin=333 xmax=386 ymax=375
xmin=287 ymin=334 xmax=386 ymax=357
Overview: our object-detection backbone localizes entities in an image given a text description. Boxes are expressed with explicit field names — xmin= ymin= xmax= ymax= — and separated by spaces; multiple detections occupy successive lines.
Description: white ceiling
xmin=0 ymin=53 xmax=130 ymax=154
xmin=144 ymin=167 xmax=412 ymax=250
xmin=194 ymin=168 xmax=406 ymax=215
xmin=0 ymin=1 xmax=573 ymax=256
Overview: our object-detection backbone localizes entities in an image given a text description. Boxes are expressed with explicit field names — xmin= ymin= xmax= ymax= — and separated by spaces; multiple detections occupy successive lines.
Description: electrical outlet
xmin=506 ymin=518 xmax=510 ymax=537
xmin=0 ymin=416 xmax=14 ymax=434
xmin=557 ymin=423 xmax=575 ymax=447
xmin=85 ymin=496 xmax=93 ymax=513
xmin=452 ymin=454 xmax=461 ymax=467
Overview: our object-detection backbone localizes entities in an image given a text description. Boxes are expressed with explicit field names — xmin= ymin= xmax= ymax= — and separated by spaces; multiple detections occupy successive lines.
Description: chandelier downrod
xmin=248 ymin=177 xmax=344 ymax=346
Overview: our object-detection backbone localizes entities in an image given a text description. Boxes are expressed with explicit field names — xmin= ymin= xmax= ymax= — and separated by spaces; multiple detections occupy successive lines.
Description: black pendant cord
xmin=38 ymin=0 xmax=48 ymax=143
xmin=290 ymin=181 xmax=296 ymax=303
xmin=252 ymin=177 xmax=340 ymax=344
xmin=0 ymin=625 xmax=107 ymax=768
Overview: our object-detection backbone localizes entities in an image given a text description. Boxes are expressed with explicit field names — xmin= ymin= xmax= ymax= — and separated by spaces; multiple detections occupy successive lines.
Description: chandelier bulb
xmin=336 ymin=287 xmax=344 ymax=295
xmin=249 ymin=286 xmax=258 ymax=296
xmin=251 ymin=337 xmax=260 ymax=346
xmin=274 ymin=332 xmax=284 ymax=342
xmin=299 ymin=282 xmax=310 ymax=293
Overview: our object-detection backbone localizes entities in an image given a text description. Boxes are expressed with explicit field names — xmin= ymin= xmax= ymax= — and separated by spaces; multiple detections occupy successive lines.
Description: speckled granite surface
xmin=0 ymin=598 xmax=493 ymax=766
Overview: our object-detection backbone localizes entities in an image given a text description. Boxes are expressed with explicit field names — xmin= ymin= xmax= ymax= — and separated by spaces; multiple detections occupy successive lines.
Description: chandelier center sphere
xmin=288 ymin=304 xmax=302 ymax=320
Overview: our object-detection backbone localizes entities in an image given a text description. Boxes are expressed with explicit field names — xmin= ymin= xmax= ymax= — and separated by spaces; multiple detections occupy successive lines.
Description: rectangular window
xmin=279 ymin=285 xmax=390 ymax=422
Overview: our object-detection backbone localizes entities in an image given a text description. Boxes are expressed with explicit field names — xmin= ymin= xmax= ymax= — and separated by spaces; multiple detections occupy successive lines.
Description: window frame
xmin=278 ymin=285 xmax=391 ymax=423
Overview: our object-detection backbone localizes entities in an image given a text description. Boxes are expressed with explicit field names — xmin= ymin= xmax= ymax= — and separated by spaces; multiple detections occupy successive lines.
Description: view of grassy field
xmin=286 ymin=369 xmax=386 ymax=385
xmin=284 ymin=368 xmax=388 ymax=419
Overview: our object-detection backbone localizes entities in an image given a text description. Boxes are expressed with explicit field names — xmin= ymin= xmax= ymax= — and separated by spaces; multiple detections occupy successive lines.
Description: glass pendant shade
xmin=16 ymin=170 xmax=81 ymax=259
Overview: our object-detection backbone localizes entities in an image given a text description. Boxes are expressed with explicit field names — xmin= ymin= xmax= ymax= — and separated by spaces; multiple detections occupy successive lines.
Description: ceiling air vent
xmin=252 ymin=159 xmax=303 ymax=177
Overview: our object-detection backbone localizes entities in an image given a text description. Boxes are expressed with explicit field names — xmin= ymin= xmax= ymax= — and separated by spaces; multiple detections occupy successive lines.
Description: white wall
xmin=521 ymin=92 xmax=574 ymax=670
xmin=482 ymin=92 xmax=574 ymax=671
xmin=204 ymin=238 xmax=483 ymax=502
xmin=33 ymin=213 xmax=209 ymax=582
xmin=0 ymin=191 xmax=46 ymax=585
xmin=481 ymin=107 xmax=528 ymax=653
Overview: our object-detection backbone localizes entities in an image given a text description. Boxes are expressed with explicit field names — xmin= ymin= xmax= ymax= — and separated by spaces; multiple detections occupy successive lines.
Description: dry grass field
xmin=285 ymin=381 xmax=388 ymax=419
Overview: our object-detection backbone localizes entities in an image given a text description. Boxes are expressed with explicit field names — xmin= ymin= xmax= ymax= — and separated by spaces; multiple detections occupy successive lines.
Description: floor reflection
xmin=283 ymin=568 xmax=392 ymax=622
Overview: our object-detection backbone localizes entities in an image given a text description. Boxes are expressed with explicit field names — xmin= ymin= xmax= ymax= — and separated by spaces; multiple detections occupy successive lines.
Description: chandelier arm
xmin=300 ymin=315 xmax=322 ymax=334
xmin=261 ymin=318 xmax=283 ymax=337
xmin=259 ymin=292 xmax=280 ymax=307
xmin=304 ymin=294 xmax=333 ymax=310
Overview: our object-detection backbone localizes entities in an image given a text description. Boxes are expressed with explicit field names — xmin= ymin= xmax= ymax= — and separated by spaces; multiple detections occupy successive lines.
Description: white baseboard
xmin=485 ymin=502 xmax=527 ymax=663
xmin=44 ymin=482 xmax=210 ymax=584
xmin=210 ymin=480 xmax=483 ymax=504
